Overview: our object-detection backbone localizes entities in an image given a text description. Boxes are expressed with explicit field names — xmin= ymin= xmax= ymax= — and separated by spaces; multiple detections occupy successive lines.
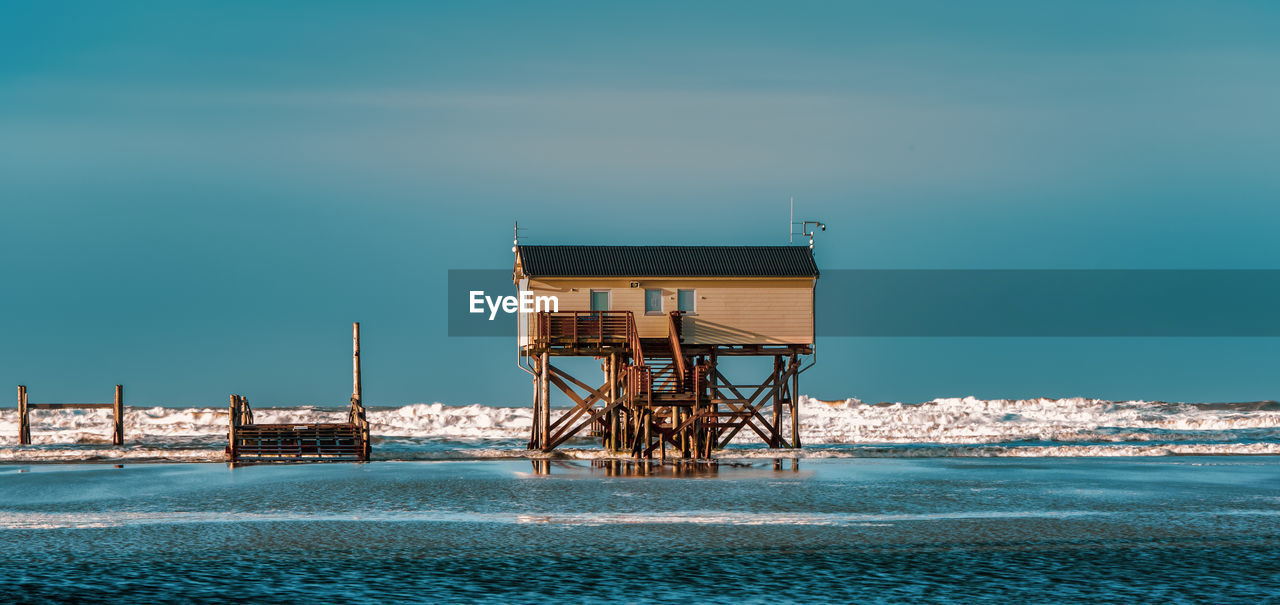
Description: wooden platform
xmin=230 ymin=422 xmax=366 ymax=462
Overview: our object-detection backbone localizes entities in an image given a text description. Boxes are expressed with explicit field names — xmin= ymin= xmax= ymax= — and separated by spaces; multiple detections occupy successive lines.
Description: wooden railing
xmin=536 ymin=311 xmax=642 ymax=363
xmin=624 ymin=365 xmax=653 ymax=409
xmin=668 ymin=311 xmax=687 ymax=391
xmin=691 ymin=363 xmax=707 ymax=396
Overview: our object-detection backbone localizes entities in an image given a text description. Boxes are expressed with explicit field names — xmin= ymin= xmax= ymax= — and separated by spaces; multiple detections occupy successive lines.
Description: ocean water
xmin=3 ymin=396 xmax=1279 ymax=602
xmin=3 ymin=396 xmax=1280 ymax=462
xmin=1 ymin=458 xmax=1278 ymax=603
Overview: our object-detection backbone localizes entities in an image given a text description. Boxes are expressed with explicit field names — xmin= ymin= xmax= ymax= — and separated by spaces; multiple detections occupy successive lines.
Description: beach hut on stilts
xmin=514 ymin=222 xmax=822 ymax=459
xmin=226 ymin=322 xmax=371 ymax=463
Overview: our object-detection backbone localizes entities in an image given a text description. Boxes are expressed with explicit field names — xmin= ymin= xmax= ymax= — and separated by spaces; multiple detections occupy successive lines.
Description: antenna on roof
xmin=513 ymin=220 xmax=525 ymax=253
xmin=803 ymin=220 xmax=826 ymax=251
xmin=789 ymin=198 xmax=825 ymax=250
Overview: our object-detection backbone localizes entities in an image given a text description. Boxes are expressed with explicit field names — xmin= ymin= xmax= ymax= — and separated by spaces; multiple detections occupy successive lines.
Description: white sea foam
xmin=795 ymin=395 xmax=1280 ymax=445
xmin=9 ymin=507 xmax=1280 ymax=530
xmin=1 ymin=396 xmax=1277 ymax=462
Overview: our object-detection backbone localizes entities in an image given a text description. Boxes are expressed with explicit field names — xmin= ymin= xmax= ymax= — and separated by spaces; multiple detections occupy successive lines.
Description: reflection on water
xmin=528 ymin=458 xmax=801 ymax=477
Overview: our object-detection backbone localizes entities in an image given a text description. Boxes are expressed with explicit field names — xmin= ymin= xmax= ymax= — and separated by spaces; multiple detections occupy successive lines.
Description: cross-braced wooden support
xmin=529 ymin=356 xmax=625 ymax=452
xmin=526 ymin=314 xmax=805 ymax=458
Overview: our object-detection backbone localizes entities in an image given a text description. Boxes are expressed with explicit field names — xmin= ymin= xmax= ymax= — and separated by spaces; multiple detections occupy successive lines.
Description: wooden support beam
xmin=544 ymin=373 xmax=606 ymax=444
xmin=713 ymin=363 xmax=802 ymax=449
xmin=539 ymin=351 xmax=550 ymax=450
xmin=26 ymin=403 xmax=115 ymax=410
xmin=771 ymin=356 xmax=783 ymax=448
xmin=608 ymin=353 xmax=617 ymax=452
xmin=790 ymin=353 xmax=801 ymax=449
xmin=528 ymin=374 xmax=541 ymax=450
xmin=547 ymin=396 xmax=625 ymax=451
xmin=711 ymin=367 xmax=780 ymax=447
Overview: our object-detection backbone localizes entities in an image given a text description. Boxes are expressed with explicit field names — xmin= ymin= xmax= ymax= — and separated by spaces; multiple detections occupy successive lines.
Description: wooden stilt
xmin=643 ymin=409 xmax=651 ymax=459
xmin=790 ymin=353 xmax=801 ymax=448
xmin=771 ymin=356 xmax=783 ymax=448
xmin=539 ymin=351 xmax=550 ymax=450
xmin=529 ymin=373 xmax=541 ymax=449
xmin=608 ymin=353 xmax=617 ymax=451
xmin=709 ymin=350 xmax=719 ymax=453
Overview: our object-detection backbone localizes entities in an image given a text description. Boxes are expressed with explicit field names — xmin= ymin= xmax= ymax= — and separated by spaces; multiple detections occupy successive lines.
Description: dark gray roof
xmin=518 ymin=245 xmax=819 ymax=278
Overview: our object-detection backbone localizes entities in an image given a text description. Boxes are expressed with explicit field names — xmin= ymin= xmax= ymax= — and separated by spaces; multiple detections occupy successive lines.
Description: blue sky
xmin=2 ymin=1 xmax=1279 ymax=406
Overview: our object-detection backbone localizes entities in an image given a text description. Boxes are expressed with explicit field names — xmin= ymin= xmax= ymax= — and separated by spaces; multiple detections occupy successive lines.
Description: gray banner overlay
xmin=449 ymin=269 xmax=1280 ymax=337
xmin=448 ymin=270 xmax=519 ymax=337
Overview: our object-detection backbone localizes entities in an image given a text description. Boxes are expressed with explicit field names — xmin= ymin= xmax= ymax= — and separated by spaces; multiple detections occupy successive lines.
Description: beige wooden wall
xmin=523 ymin=277 xmax=814 ymax=345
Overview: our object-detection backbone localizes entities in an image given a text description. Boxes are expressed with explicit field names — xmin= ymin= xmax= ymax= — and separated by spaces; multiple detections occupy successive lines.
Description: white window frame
xmin=677 ymin=289 xmax=697 ymax=314
xmin=644 ymin=288 xmax=664 ymax=315
xmin=589 ymin=289 xmax=611 ymax=311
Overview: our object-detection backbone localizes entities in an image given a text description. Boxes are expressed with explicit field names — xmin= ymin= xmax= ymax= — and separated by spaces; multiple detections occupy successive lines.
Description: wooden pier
xmin=226 ymin=322 xmax=371 ymax=464
xmin=16 ymin=384 xmax=125 ymax=445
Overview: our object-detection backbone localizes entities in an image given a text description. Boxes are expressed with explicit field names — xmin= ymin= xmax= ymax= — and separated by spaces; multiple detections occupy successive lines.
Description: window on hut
xmin=677 ymin=289 xmax=696 ymax=313
xmin=644 ymin=289 xmax=663 ymax=314
xmin=590 ymin=290 xmax=610 ymax=311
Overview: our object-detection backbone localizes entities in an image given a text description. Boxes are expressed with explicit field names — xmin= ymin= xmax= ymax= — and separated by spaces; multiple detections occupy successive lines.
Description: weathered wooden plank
xmin=26 ymin=403 xmax=115 ymax=409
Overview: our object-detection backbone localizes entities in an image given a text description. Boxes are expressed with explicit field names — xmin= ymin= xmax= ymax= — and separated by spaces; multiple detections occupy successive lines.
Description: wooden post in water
xmin=529 ymin=371 xmax=541 ymax=450
xmin=608 ymin=353 xmax=617 ymax=452
xmin=351 ymin=322 xmax=370 ymax=460
xmin=538 ymin=351 xmax=550 ymax=450
xmin=790 ymin=353 xmax=801 ymax=448
xmin=771 ymin=356 xmax=783 ymax=448
xmin=228 ymin=394 xmax=239 ymax=460
xmin=17 ymin=385 xmax=30 ymax=445
xmin=643 ymin=409 xmax=651 ymax=459
xmin=352 ymin=322 xmax=362 ymax=405
xmin=112 ymin=384 xmax=124 ymax=446
xmin=709 ymin=349 xmax=718 ymax=451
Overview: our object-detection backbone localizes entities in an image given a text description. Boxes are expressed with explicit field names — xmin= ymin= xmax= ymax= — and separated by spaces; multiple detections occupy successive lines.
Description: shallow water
xmin=1 ymin=457 xmax=1278 ymax=603
xmin=4 ymin=396 xmax=1280 ymax=462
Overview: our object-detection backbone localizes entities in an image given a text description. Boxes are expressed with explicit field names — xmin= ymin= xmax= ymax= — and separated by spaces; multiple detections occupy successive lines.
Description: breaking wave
xmin=2 ymin=396 xmax=1278 ymax=462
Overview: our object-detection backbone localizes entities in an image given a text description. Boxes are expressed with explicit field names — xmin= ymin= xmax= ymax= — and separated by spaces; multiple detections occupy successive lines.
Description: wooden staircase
xmin=617 ymin=312 xmax=720 ymax=458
